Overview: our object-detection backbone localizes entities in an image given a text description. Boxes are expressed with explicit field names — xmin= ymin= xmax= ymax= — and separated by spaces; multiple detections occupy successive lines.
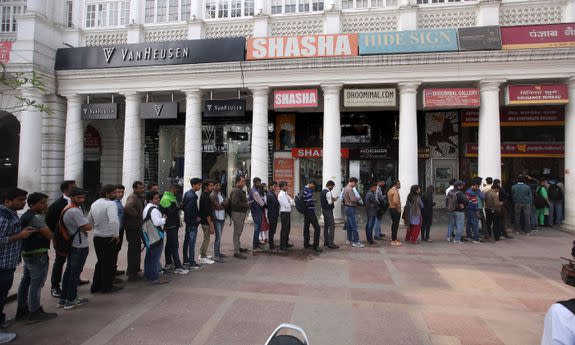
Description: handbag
xmin=141 ymin=207 xmax=165 ymax=249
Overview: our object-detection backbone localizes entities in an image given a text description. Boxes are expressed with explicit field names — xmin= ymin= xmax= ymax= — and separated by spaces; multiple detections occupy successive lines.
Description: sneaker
xmin=234 ymin=253 xmax=247 ymax=259
xmin=51 ymin=288 xmax=62 ymax=298
xmin=472 ymin=240 xmax=481 ymax=244
xmin=15 ymin=307 xmax=28 ymax=321
xmin=63 ymin=297 xmax=88 ymax=310
xmin=57 ymin=300 xmax=66 ymax=309
xmin=0 ymin=332 xmax=16 ymax=344
xmin=239 ymin=248 xmax=248 ymax=253
xmin=199 ymin=257 xmax=215 ymax=265
xmin=454 ymin=240 xmax=463 ymax=244
xmin=213 ymin=257 xmax=225 ymax=263
xmin=218 ymin=254 xmax=228 ymax=259
xmin=253 ymin=247 xmax=264 ymax=252
xmin=352 ymin=242 xmax=365 ymax=248
xmin=27 ymin=307 xmax=57 ymax=324
xmin=164 ymin=264 xmax=175 ymax=270
xmin=174 ymin=268 xmax=190 ymax=275
xmin=189 ymin=264 xmax=204 ymax=270
xmin=345 ymin=240 xmax=351 ymax=245
xmin=313 ymin=246 xmax=323 ymax=253
xmin=447 ymin=237 xmax=452 ymax=242
xmin=0 ymin=319 xmax=13 ymax=330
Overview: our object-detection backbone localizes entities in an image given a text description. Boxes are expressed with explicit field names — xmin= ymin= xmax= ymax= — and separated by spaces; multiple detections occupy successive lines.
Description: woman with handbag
xmin=142 ymin=191 xmax=168 ymax=285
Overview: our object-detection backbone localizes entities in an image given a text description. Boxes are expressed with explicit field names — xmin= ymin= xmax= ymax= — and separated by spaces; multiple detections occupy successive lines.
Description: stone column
xmin=250 ymin=87 xmax=270 ymax=184
xmin=398 ymin=82 xmax=420 ymax=203
xmin=63 ymin=94 xmax=83 ymax=187
xmin=18 ymin=88 xmax=44 ymax=193
xmin=183 ymin=89 xmax=203 ymax=194
xmin=121 ymin=92 xmax=143 ymax=196
xmin=564 ymin=77 xmax=575 ymax=226
xmin=478 ymin=80 xmax=504 ymax=181
xmin=322 ymin=84 xmax=343 ymax=220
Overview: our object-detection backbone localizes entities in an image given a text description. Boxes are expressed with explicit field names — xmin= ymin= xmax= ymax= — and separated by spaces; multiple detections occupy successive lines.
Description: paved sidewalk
xmin=4 ymin=222 xmax=574 ymax=345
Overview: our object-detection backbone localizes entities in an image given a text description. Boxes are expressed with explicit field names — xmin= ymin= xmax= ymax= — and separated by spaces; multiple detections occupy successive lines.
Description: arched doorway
xmin=0 ymin=112 xmax=20 ymax=190
xmin=83 ymin=125 xmax=102 ymax=205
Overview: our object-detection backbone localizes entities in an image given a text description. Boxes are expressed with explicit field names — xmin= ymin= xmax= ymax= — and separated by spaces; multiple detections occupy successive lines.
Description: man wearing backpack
xmin=512 ymin=175 xmax=533 ymax=234
xmin=58 ymin=188 xmax=93 ymax=310
xmin=160 ymin=184 xmax=189 ymax=275
xmin=547 ymin=180 xmax=563 ymax=226
xmin=447 ymin=181 xmax=467 ymax=244
xmin=303 ymin=181 xmax=322 ymax=253
xmin=16 ymin=193 xmax=57 ymax=323
xmin=320 ymin=180 xmax=338 ymax=249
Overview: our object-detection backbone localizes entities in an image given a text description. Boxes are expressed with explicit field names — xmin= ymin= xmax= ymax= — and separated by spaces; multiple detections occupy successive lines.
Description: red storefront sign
xmin=465 ymin=142 xmax=564 ymax=158
xmin=291 ymin=147 xmax=350 ymax=159
xmin=461 ymin=107 xmax=565 ymax=127
xmin=423 ymin=88 xmax=480 ymax=108
xmin=273 ymin=158 xmax=295 ymax=195
xmin=274 ymin=89 xmax=318 ymax=109
xmin=0 ymin=42 xmax=12 ymax=63
xmin=506 ymin=84 xmax=569 ymax=105
xmin=501 ymin=23 xmax=575 ymax=49
xmin=247 ymin=34 xmax=359 ymax=60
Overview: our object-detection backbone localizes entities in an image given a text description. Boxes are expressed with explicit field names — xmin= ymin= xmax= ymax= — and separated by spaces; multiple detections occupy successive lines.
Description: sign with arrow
xmin=140 ymin=102 xmax=178 ymax=119
xmin=81 ymin=103 xmax=118 ymax=120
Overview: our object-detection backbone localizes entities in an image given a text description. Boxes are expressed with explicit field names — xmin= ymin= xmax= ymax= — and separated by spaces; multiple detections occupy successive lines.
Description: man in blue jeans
xmin=248 ymin=177 xmax=265 ymax=252
xmin=465 ymin=180 xmax=484 ymax=243
xmin=448 ymin=181 xmax=467 ymax=244
xmin=16 ymin=192 xmax=57 ymax=323
xmin=160 ymin=184 xmax=189 ymax=275
xmin=343 ymin=178 xmax=363 ymax=248
xmin=183 ymin=178 xmax=204 ymax=270
xmin=0 ymin=188 xmax=33 ymax=343
xmin=58 ymin=188 xmax=93 ymax=310
xmin=210 ymin=182 xmax=227 ymax=263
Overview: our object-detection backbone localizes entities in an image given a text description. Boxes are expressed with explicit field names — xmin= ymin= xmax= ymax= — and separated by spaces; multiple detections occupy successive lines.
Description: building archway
xmin=0 ymin=112 xmax=20 ymax=190
xmin=84 ymin=125 xmax=102 ymax=205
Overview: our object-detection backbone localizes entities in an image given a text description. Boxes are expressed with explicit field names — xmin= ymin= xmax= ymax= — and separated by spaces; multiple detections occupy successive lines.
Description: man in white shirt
xmin=541 ymin=299 xmax=575 ymax=345
xmin=210 ymin=182 xmax=227 ymax=263
xmin=278 ymin=181 xmax=294 ymax=251
xmin=87 ymin=185 xmax=121 ymax=294
xmin=321 ymin=180 xmax=339 ymax=249
xmin=445 ymin=179 xmax=457 ymax=196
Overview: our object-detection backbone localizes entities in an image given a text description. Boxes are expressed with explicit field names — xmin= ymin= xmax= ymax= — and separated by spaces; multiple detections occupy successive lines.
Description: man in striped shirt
xmin=302 ymin=181 xmax=322 ymax=253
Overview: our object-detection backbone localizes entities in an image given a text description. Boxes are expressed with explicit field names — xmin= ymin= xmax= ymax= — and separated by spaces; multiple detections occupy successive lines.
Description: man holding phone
xmin=0 ymin=188 xmax=35 ymax=343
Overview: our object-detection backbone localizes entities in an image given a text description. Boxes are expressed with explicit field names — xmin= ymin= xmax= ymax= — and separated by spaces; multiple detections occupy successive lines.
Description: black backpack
xmin=294 ymin=192 xmax=306 ymax=214
xmin=548 ymin=184 xmax=563 ymax=201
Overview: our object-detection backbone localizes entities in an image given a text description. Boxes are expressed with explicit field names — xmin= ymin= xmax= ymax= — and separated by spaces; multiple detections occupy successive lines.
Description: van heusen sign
xmin=140 ymin=102 xmax=178 ymax=119
xmin=423 ymin=88 xmax=480 ymax=108
xmin=344 ymin=88 xmax=396 ymax=107
xmin=81 ymin=103 xmax=118 ymax=120
xmin=55 ymin=37 xmax=246 ymax=70
xmin=246 ymin=34 xmax=358 ymax=60
xmin=501 ymin=23 xmax=575 ymax=49
xmin=203 ymin=99 xmax=246 ymax=117
xmin=359 ymin=28 xmax=458 ymax=55
xmin=458 ymin=26 xmax=502 ymax=51
xmin=274 ymin=89 xmax=318 ymax=108
xmin=505 ymin=85 xmax=569 ymax=105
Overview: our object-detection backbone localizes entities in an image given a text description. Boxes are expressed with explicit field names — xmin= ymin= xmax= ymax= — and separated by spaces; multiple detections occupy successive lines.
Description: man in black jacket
xmin=45 ymin=180 xmax=89 ymax=297
xmin=160 ymin=184 xmax=189 ymax=275
xmin=266 ymin=181 xmax=280 ymax=250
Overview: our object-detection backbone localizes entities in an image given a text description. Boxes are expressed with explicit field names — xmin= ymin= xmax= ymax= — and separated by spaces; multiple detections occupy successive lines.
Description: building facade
xmin=2 ymin=0 xmax=575 ymax=221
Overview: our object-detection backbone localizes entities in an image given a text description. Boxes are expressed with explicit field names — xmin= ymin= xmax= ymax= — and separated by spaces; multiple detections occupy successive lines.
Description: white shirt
xmin=445 ymin=185 xmax=454 ymax=196
xmin=541 ymin=303 xmax=575 ymax=345
xmin=87 ymin=198 xmax=120 ymax=237
xmin=326 ymin=191 xmax=334 ymax=205
xmin=143 ymin=203 xmax=166 ymax=227
xmin=63 ymin=195 xmax=71 ymax=205
xmin=214 ymin=193 xmax=225 ymax=221
xmin=278 ymin=190 xmax=294 ymax=212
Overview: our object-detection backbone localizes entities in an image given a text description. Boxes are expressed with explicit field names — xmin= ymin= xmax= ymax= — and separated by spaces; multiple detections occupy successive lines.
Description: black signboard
xmin=203 ymin=99 xmax=246 ymax=117
xmin=140 ymin=102 xmax=178 ymax=119
xmin=81 ymin=103 xmax=118 ymax=120
xmin=55 ymin=37 xmax=246 ymax=70
xmin=458 ymin=26 xmax=502 ymax=51
xmin=349 ymin=147 xmax=389 ymax=160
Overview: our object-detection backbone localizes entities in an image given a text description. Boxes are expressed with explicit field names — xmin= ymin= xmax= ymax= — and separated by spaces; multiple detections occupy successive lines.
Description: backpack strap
xmin=144 ymin=206 xmax=156 ymax=223
xmin=557 ymin=299 xmax=575 ymax=315
xmin=58 ymin=204 xmax=82 ymax=244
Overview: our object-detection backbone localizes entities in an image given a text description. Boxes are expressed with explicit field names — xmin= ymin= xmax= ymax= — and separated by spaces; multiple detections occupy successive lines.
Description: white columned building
xmin=478 ymin=80 xmax=504 ymax=181
xmin=251 ymin=87 xmax=270 ymax=184
xmin=183 ymin=89 xmax=203 ymax=193
xmin=63 ymin=94 xmax=84 ymax=187
xmin=398 ymin=81 xmax=420 ymax=203
xmin=18 ymin=88 xmax=44 ymax=193
xmin=121 ymin=92 xmax=143 ymax=196
xmin=322 ymin=84 xmax=343 ymax=220
xmin=564 ymin=76 xmax=575 ymax=227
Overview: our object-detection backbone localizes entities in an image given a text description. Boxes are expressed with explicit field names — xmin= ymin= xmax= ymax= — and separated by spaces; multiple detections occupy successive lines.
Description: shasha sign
xmin=501 ymin=23 xmax=575 ymax=49
xmin=423 ymin=88 xmax=480 ymax=108
xmin=246 ymin=34 xmax=358 ymax=60
xmin=291 ymin=147 xmax=350 ymax=159
xmin=274 ymin=89 xmax=318 ymax=109
xmin=506 ymin=84 xmax=569 ymax=105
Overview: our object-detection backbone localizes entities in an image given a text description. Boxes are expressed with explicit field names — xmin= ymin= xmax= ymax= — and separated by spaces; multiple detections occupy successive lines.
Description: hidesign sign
xmin=55 ymin=37 xmax=246 ymax=70
xmin=81 ymin=103 xmax=119 ymax=120
xmin=501 ymin=23 xmax=575 ymax=49
xmin=359 ymin=28 xmax=459 ymax=55
xmin=273 ymin=158 xmax=295 ymax=195
xmin=274 ymin=89 xmax=318 ymax=108
xmin=140 ymin=102 xmax=178 ymax=119
xmin=0 ymin=41 xmax=12 ymax=64
xmin=465 ymin=142 xmax=564 ymax=158
xmin=291 ymin=147 xmax=350 ymax=159
xmin=203 ymin=99 xmax=246 ymax=117
xmin=423 ymin=88 xmax=480 ymax=108
xmin=246 ymin=34 xmax=358 ymax=60
xmin=461 ymin=107 xmax=565 ymax=127
xmin=505 ymin=84 xmax=569 ymax=105
xmin=457 ymin=26 xmax=502 ymax=51
xmin=344 ymin=88 xmax=396 ymax=107
xmin=348 ymin=147 xmax=389 ymax=159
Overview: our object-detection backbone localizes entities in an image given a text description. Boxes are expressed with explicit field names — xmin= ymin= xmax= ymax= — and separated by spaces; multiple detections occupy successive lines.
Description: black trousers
xmin=303 ymin=210 xmax=320 ymax=248
xmin=50 ymin=252 xmax=67 ymax=289
xmin=485 ymin=209 xmax=502 ymax=240
xmin=164 ymin=227 xmax=182 ymax=269
xmin=269 ymin=216 xmax=278 ymax=249
xmin=421 ymin=214 xmax=432 ymax=241
xmin=390 ymin=209 xmax=401 ymax=241
xmin=91 ymin=236 xmax=118 ymax=293
xmin=280 ymin=212 xmax=291 ymax=249
xmin=125 ymin=228 xmax=142 ymax=277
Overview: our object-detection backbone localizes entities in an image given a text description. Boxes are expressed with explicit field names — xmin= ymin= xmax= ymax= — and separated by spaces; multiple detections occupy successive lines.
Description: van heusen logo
xmin=140 ymin=102 xmax=178 ymax=119
xmin=154 ymin=104 xmax=164 ymax=116
xmin=102 ymin=46 xmax=189 ymax=64
xmin=103 ymin=47 xmax=115 ymax=63
xmin=80 ymin=103 xmax=118 ymax=120
xmin=203 ymin=99 xmax=246 ymax=118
